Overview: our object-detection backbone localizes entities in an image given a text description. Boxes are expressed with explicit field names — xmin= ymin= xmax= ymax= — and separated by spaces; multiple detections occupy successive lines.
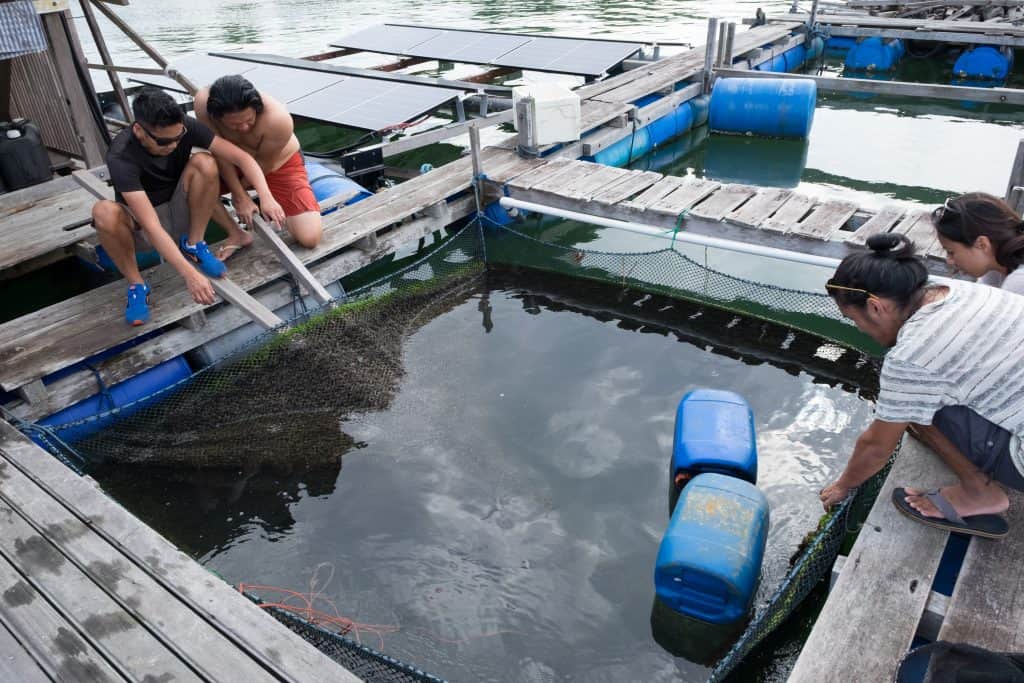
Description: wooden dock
xmin=0 ymin=418 xmax=357 ymax=681
xmin=790 ymin=437 xmax=1024 ymax=680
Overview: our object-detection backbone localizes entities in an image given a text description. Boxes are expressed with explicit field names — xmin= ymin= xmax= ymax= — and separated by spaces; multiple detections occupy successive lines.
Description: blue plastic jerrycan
xmin=654 ymin=472 xmax=769 ymax=624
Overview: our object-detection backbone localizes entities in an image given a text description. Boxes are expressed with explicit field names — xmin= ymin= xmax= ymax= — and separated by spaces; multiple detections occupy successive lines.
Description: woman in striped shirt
xmin=819 ymin=233 xmax=1024 ymax=538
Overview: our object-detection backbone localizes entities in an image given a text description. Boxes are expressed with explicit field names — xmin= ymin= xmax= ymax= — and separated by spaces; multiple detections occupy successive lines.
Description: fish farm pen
xmin=2 ymin=0 xmax=1024 ymax=680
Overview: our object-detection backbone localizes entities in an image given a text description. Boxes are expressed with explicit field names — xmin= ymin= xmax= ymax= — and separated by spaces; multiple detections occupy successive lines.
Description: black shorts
xmin=932 ymin=406 xmax=1024 ymax=491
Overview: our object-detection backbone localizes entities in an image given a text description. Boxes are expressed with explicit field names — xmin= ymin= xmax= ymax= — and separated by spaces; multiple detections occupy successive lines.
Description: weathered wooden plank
xmin=938 ymin=490 xmax=1024 ymax=650
xmin=725 ymin=188 xmax=792 ymax=228
xmin=649 ymin=178 xmax=721 ymax=216
xmin=505 ymin=158 xmax=574 ymax=190
xmin=891 ymin=210 xmax=936 ymax=255
xmin=0 ymin=493 xmax=197 ymax=679
xmin=250 ymin=216 xmax=332 ymax=305
xmin=484 ymin=154 xmax=547 ymax=184
xmin=621 ymin=176 xmax=688 ymax=210
xmin=0 ymin=420 xmax=360 ymax=680
xmin=531 ymin=161 xmax=596 ymax=194
xmin=791 ymin=199 xmax=858 ymax=241
xmin=560 ymin=164 xmax=631 ymax=201
xmin=590 ymin=170 xmax=663 ymax=205
xmin=0 ymin=552 xmax=121 ymax=682
xmin=789 ymin=438 xmax=952 ymax=682
xmin=0 ymin=175 xmax=79 ymax=217
xmin=845 ymin=205 xmax=906 ymax=246
xmin=761 ymin=193 xmax=817 ymax=234
xmin=0 ymin=606 xmax=53 ymax=682
xmin=688 ymin=184 xmax=757 ymax=221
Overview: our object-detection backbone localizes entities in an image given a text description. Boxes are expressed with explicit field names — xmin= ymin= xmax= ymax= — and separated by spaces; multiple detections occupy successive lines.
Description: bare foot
xmin=216 ymin=231 xmax=254 ymax=261
xmin=904 ymin=484 xmax=1008 ymax=519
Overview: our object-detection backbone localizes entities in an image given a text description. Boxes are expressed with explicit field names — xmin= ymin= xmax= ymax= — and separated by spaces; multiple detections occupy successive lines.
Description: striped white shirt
xmin=875 ymin=281 xmax=1024 ymax=476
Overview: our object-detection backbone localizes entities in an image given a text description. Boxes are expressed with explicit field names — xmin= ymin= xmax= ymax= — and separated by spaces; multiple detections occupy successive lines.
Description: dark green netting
xmin=26 ymin=213 xmax=897 ymax=682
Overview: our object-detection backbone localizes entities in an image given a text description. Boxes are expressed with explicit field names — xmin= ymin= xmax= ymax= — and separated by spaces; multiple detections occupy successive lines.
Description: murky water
xmin=97 ymin=269 xmax=876 ymax=681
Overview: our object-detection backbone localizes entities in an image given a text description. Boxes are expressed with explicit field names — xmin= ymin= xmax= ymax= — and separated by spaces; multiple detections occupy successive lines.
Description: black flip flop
xmin=891 ymin=487 xmax=1009 ymax=539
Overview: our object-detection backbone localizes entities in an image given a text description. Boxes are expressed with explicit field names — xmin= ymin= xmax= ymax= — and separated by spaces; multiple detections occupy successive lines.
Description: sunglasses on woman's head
xmin=932 ymin=197 xmax=961 ymax=225
xmin=138 ymin=123 xmax=186 ymax=146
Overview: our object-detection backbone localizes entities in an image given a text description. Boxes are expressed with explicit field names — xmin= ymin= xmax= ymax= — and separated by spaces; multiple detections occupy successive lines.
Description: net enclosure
xmin=23 ymin=210 xmax=896 ymax=682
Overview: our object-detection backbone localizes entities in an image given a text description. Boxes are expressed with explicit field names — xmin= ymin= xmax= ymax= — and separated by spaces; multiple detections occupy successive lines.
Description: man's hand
xmin=232 ymin=192 xmax=259 ymax=226
xmin=185 ymin=270 xmax=216 ymax=305
xmin=819 ymin=481 xmax=853 ymax=511
xmin=260 ymin=195 xmax=287 ymax=228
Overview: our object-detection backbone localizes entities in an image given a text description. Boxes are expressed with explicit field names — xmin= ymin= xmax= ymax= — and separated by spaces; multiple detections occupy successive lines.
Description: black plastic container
xmin=0 ymin=119 xmax=51 ymax=191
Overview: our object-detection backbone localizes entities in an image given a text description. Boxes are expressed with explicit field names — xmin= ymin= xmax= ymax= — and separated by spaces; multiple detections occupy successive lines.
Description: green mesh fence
xmin=28 ymin=213 xmax=897 ymax=682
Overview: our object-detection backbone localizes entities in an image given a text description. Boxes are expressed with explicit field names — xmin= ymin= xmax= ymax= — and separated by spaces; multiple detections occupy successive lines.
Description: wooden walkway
xmin=0 ymin=419 xmax=356 ymax=681
xmin=761 ymin=9 xmax=1024 ymax=47
xmin=0 ymin=175 xmax=97 ymax=274
xmin=489 ymin=157 xmax=948 ymax=264
xmin=791 ymin=437 xmax=1024 ymax=680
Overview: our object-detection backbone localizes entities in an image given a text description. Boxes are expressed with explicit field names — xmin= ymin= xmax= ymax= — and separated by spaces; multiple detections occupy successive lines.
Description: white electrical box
xmin=512 ymin=83 xmax=581 ymax=146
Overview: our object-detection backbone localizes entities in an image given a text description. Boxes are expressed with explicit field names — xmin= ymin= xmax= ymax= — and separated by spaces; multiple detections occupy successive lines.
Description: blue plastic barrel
xmin=671 ymin=389 xmax=758 ymax=485
xmin=784 ymin=44 xmax=808 ymax=72
xmin=38 ymin=356 xmax=193 ymax=444
xmin=690 ymin=95 xmax=710 ymax=128
xmin=825 ymin=36 xmax=858 ymax=55
xmin=845 ymin=37 xmax=904 ymax=72
xmin=953 ymin=46 xmax=1013 ymax=82
xmin=709 ymin=77 xmax=817 ymax=139
xmin=304 ymin=161 xmax=373 ymax=213
xmin=654 ymin=472 xmax=769 ymax=624
xmin=805 ymin=36 xmax=825 ymax=61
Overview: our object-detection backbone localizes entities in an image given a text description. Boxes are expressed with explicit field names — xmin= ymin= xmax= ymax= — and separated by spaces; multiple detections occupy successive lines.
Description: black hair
xmin=828 ymin=233 xmax=929 ymax=310
xmin=131 ymin=87 xmax=185 ymax=127
xmin=932 ymin=192 xmax=1024 ymax=272
xmin=206 ymin=75 xmax=264 ymax=118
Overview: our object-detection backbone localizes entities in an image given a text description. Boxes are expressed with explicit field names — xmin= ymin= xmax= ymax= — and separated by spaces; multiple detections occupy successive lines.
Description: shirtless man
xmin=194 ymin=75 xmax=323 ymax=252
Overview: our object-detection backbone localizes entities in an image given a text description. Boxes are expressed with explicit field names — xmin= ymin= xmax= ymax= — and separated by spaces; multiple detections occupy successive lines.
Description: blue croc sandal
xmin=179 ymin=236 xmax=226 ymax=279
xmin=125 ymin=283 xmax=151 ymax=326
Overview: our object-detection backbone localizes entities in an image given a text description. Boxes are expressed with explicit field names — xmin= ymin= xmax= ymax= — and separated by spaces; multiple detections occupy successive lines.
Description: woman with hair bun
xmin=818 ymin=233 xmax=1024 ymax=538
xmin=932 ymin=192 xmax=1024 ymax=295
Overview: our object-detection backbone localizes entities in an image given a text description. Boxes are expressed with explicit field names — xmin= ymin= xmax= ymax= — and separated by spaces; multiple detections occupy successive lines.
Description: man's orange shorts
xmin=222 ymin=151 xmax=320 ymax=218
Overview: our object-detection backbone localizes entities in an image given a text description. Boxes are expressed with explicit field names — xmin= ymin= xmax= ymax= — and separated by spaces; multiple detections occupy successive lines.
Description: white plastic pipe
xmin=498 ymin=196 xmax=953 ymax=284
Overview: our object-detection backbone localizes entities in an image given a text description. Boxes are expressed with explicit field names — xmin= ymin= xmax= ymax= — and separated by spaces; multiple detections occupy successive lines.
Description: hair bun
xmin=866 ymin=232 xmax=916 ymax=259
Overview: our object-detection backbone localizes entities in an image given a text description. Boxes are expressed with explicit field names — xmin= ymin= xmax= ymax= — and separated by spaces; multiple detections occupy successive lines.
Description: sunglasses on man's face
xmin=138 ymin=123 xmax=186 ymax=146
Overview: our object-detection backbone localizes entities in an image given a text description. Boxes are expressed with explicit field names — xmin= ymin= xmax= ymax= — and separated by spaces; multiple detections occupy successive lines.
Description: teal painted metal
xmin=709 ymin=77 xmax=817 ymax=139
xmin=654 ymin=472 xmax=769 ymax=624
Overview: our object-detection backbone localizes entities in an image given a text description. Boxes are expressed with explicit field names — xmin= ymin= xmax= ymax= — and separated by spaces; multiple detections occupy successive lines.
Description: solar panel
xmin=130 ymin=53 xmax=261 ymax=92
xmin=333 ymin=24 xmax=444 ymax=55
xmin=288 ymin=79 xmax=456 ymax=130
xmin=131 ymin=52 xmax=459 ymax=130
xmin=331 ymin=24 xmax=643 ymax=76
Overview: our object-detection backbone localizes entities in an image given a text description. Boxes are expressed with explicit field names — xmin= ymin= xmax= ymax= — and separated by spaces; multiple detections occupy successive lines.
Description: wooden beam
xmin=249 ymin=216 xmax=332 ymax=306
xmin=373 ymin=56 xmax=430 ymax=72
xmin=71 ymin=168 xmax=114 ymax=200
xmin=208 ymin=278 xmax=283 ymax=330
xmin=32 ymin=0 xmax=68 ymax=13
xmin=80 ymin=0 xmax=132 ymax=124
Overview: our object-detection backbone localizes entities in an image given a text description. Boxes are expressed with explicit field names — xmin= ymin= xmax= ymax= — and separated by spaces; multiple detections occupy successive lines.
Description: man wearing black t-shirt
xmin=93 ymin=87 xmax=286 ymax=325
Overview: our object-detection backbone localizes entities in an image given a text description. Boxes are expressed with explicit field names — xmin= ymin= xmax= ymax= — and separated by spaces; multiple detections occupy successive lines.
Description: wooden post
xmin=809 ymin=0 xmax=820 ymax=27
xmin=703 ymin=17 xmax=719 ymax=94
xmin=724 ymin=23 xmax=737 ymax=68
xmin=80 ymin=0 xmax=132 ymax=123
xmin=515 ymin=96 xmax=538 ymax=157
xmin=88 ymin=0 xmax=198 ymax=95
xmin=716 ymin=22 xmax=728 ymax=67
xmin=468 ymin=123 xmax=484 ymax=209
xmin=1006 ymin=139 xmax=1024 ymax=214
